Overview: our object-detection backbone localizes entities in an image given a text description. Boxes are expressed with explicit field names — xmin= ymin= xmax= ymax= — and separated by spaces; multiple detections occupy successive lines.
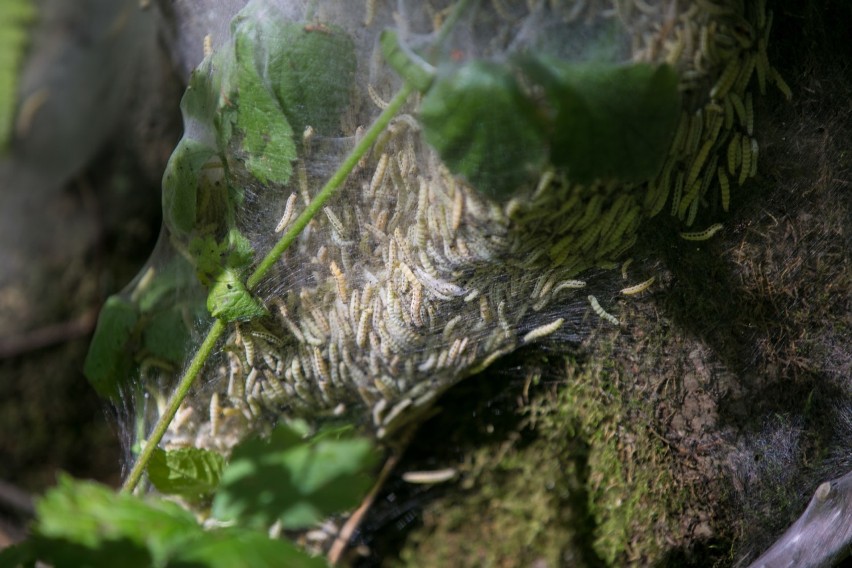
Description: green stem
xmin=121 ymin=83 xmax=414 ymax=494
xmin=122 ymin=319 xmax=226 ymax=493
xmin=247 ymin=82 xmax=414 ymax=290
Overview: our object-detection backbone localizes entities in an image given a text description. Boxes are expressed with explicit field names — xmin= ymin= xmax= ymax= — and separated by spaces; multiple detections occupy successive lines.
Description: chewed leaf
xmin=148 ymin=447 xmax=225 ymax=500
xmin=419 ymin=60 xmax=548 ymax=199
xmin=263 ymin=22 xmax=357 ymax=137
xmin=212 ymin=423 xmax=379 ymax=530
xmin=520 ymin=56 xmax=680 ymax=183
xmin=162 ymin=137 xmax=217 ymax=236
xmin=83 ymin=296 xmax=139 ymax=401
xmin=222 ymin=30 xmax=297 ymax=186
xmin=206 ymin=267 xmax=267 ymax=321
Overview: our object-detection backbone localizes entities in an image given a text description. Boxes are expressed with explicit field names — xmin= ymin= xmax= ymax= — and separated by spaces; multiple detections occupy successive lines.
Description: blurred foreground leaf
xmin=212 ymin=424 xmax=379 ymax=530
xmin=0 ymin=0 xmax=36 ymax=152
xmin=0 ymin=474 xmax=328 ymax=568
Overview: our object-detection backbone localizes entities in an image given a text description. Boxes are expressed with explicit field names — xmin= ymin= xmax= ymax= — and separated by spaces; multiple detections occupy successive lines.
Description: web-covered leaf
xmin=212 ymin=423 xmax=379 ymax=530
xmin=419 ymin=60 xmax=548 ymax=200
xmin=83 ymin=296 xmax=139 ymax=401
xmin=519 ymin=56 xmax=680 ymax=183
xmin=148 ymin=447 xmax=226 ymax=500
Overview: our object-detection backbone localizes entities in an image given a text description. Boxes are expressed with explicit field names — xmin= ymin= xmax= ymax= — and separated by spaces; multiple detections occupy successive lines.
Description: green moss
xmin=397 ymin=338 xmax=684 ymax=567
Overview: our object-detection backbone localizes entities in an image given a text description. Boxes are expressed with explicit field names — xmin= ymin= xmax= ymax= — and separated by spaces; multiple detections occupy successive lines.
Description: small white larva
xmin=522 ymin=318 xmax=565 ymax=344
xmin=363 ymin=0 xmax=376 ymax=26
xmin=369 ymin=153 xmax=390 ymax=196
xmin=209 ymin=392 xmax=221 ymax=436
xmin=329 ymin=260 xmax=348 ymax=300
xmin=553 ymin=280 xmax=587 ymax=294
xmin=275 ymin=193 xmax=298 ymax=233
xmin=620 ymin=276 xmax=656 ymax=295
xmin=203 ymin=34 xmax=213 ymax=57
xmin=679 ymin=223 xmax=724 ymax=241
xmin=367 ymin=83 xmax=390 ymax=109
xmin=451 ymin=188 xmax=464 ymax=234
xmin=588 ymin=295 xmax=619 ymax=326
xmin=323 ymin=207 xmax=346 ymax=238
xmin=402 ymin=468 xmax=458 ymax=484
xmin=356 ymin=309 xmax=372 ymax=348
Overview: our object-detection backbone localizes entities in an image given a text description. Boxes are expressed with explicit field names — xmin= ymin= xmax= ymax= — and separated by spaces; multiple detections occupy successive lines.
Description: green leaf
xmin=23 ymin=474 xmax=328 ymax=568
xmin=162 ymin=137 xmax=217 ymax=236
xmin=419 ymin=60 xmax=548 ymax=200
xmin=206 ymin=267 xmax=267 ymax=322
xmin=520 ymin=56 xmax=680 ymax=183
xmin=262 ymin=22 xmax=357 ymax=137
xmin=148 ymin=447 xmax=225 ymax=500
xmin=218 ymin=28 xmax=296 ymax=186
xmin=172 ymin=527 xmax=328 ymax=568
xmin=83 ymin=296 xmax=139 ymax=400
xmin=35 ymin=475 xmax=200 ymax=567
xmin=380 ymin=29 xmax=435 ymax=92
xmin=142 ymin=308 xmax=191 ymax=365
xmin=212 ymin=424 xmax=379 ymax=530
xmin=189 ymin=234 xmax=228 ymax=286
xmin=135 ymin=255 xmax=203 ymax=314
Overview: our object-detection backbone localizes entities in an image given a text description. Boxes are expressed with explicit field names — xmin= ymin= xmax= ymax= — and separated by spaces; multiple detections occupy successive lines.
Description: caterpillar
xmin=620 ymin=276 xmax=655 ymax=295
xmin=522 ymin=318 xmax=565 ymax=344
xmin=679 ymin=223 xmax=724 ymax=241
xmin=588 ymin=295 xmax=619 ymax=326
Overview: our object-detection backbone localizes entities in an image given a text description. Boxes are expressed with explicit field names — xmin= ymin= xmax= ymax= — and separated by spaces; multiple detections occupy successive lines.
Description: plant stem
xmin=121 ymin=83 xmax=414 ymax=494
xmin=246 ymin=82 xmax=414 ymax=290
xmin=122 ymin=319 xmax=226 ymax=493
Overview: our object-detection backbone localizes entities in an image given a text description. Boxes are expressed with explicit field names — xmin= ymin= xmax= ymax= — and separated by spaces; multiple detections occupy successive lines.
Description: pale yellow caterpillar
xmin=620 ymin=276 xmax=655 ymax=295
xmin=686 ymin=139 xmax=714 ymax=189
xmin=745 ymin=92 xmax=754 ymax=135
xmin=710 ymin=56 xmax=740 ymax=99
xmin=402 ymin=468 xmax=458 ymax=484
xmin=522 ymin=318 xmax=565 ymax=344
xmin=329 ymin=261 xmax=348 ymax=300
xmin=621 ymin=258 xmax=633 ymax=280
xmin=718 ymin=166 xmax=730 ymax=212
xmin=671 ymin=171 xmax=684 ymax=217
xmin=749 ymin=137 xmax=759 ymax=178
xmin=739 ymin=134 xmax=752 ymax=185
xmin=275 ymin=193 xmax=298 ymax=233
xmin=771 ymin=67 xmax=792 ymax=101
xmin=727 ymin=132 xmax=741 ymax=175
xmin=588 ymin=295 xmax=619 ymax=326
xmin=729 ymin=92 xmax=747 ymax=127
xmin=679 ymin=223 xmax=724 ymax=241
